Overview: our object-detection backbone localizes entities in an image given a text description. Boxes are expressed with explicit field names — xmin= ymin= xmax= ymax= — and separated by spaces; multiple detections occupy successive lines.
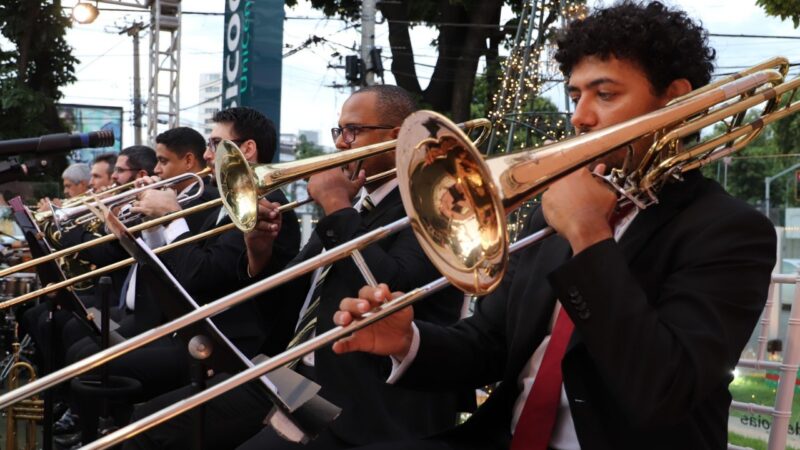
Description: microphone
xmin=0 ymin=130 xmax=115 ymax=157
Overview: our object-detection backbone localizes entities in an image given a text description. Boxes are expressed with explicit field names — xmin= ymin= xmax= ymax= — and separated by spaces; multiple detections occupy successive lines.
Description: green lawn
xmin=728 ymin=373 xmax=800 ymax=448
xmin=728 ymin=431 xmax=800 ymax=450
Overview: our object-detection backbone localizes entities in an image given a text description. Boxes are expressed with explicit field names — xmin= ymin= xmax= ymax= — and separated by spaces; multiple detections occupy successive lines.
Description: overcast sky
xmin=56 ymin=0 xmax=800 ymax=150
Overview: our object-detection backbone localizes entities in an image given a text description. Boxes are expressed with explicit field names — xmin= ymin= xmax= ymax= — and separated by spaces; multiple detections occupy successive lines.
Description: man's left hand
xmin=542 ymin=164 xmax=617 ymax=255
xmin=130 ymin=189 xmax=181 ymax=219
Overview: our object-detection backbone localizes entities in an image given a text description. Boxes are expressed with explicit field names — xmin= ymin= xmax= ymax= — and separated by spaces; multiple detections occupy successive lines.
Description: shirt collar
xmin=355 ymin=178 xmax=399 ymax=212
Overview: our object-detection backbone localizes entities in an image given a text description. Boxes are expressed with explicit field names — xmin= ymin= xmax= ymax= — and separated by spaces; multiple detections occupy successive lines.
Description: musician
xmin=134 ymin=126 xmax=217 ymax=233
xmin=61 ymin=163 xmax=91 ymax=199
xmin=89 ymin=153 xmax=117 ymax=192
xmin=20 ymin=146 xmax=158 ymax=442
xmin=54 ymin=129 xmax=220 ymax=445
xmin=123 ymin=86 xmax=465 ymax=450
xmin=334 ymin=3 xmax=777 ymax=450
xmin=111 ymin=145 xmax=158 ymax=186
xmin=129 ymin=109 xmax=300 ymax=355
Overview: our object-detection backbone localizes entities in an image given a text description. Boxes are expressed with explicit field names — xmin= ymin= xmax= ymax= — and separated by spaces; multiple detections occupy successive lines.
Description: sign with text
xmin=222 ymin=0 xmax=284 ymax=161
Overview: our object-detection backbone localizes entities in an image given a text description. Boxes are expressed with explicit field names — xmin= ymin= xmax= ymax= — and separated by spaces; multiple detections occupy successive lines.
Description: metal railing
xmin=729 ymin=272 xmax=800 ymax=450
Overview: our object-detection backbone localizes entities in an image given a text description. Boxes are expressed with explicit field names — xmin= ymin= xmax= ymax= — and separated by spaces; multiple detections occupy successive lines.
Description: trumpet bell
xmin=397 ymin=111 xmax=507 ymax=295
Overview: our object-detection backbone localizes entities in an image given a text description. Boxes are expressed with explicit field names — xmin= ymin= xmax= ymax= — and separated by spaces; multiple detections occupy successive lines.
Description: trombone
xmin=0 ymin=119 xmax=491 ymax=281
xmin=0 ymin=120 xmax=492 ymax=309
xmin=3 ymin=58 xmax=798 ymax=450
xmin=215 ymin=118 xmax=492 ymax=231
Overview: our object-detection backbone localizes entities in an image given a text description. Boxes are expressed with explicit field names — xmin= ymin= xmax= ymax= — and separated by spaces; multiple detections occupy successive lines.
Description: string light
xmin=486 ymin=0 xmax=587 ymax=241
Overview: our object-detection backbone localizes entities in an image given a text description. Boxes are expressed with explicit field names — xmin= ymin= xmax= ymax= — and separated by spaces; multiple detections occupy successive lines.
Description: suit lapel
xmin=361 ymin=187 xmax=402 ymax=229
xmin=617 ymin=170 xmax=704 ymax=263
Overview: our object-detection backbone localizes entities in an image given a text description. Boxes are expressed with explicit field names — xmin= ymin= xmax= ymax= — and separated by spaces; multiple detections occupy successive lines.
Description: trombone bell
xmin=216 ymin=140 xmax=260 ymax=231
xmin=396 ymin=111 xmax=507 ymax=295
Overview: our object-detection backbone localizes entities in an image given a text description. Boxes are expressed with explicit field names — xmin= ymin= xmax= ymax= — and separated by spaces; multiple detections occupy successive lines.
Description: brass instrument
xmin=0 ymin=118 xmax=491 ymax=283
xmin=217 ymin=118 xmax=492 ymax=231
xmin=0 ymin=170 xmax=395 ymax=311
xmin=33 ymin=167 xmax=212 ymax=241
xmin=4 ymin=326 xmax=42 ymax=450
xmin=1 ymin=59 xmax=797 ymax=450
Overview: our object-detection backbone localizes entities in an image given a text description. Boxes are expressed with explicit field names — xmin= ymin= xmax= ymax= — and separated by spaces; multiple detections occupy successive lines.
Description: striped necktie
xmin=285 ymin=195 xmax=375 ymax=353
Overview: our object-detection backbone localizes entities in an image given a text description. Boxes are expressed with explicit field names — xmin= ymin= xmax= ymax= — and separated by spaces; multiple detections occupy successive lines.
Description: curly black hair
xmin=554 ymin=1 xmax=716 ymax=94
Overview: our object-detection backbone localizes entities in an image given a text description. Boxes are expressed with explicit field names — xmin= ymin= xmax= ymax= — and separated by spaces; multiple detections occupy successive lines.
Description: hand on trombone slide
xmin=332 ymin=283 xmax=415 ymax=361
xmin=244 ymin=198 xmax=282 ymax=276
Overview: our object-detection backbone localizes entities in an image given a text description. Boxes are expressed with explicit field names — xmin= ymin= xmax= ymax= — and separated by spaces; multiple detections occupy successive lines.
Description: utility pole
xmin=108 ymin=20 xmax=148 ymax=146
xmin=361 ymin=0 xmax=376 ymax=86
xmin=121 ymin=22 xmax=146 ymax=145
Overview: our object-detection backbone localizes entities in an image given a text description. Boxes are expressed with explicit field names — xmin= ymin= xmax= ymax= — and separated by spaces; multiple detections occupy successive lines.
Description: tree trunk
xmin=379 ymin=2 xmax=422 ymax=97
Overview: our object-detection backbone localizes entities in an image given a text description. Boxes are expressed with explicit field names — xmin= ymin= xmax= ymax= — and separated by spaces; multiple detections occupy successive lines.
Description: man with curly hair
xmin=333 ymin=2 xmax=776 ymax=449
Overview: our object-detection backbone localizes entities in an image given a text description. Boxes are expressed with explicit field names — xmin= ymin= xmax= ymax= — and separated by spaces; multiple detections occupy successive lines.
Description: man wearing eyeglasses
xmin=112 ymin=146 xmax=158 ymax=186
xmin=21 ymin=145 xmax=159 ymax=445
xmin=121 ymin=86 xmax=465 ymax=450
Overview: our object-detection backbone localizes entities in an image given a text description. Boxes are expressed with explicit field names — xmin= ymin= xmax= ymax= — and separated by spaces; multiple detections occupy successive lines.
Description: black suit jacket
xmin=126 ymin=180 xmax=219 ymax=333
xmin=58 ymin=180 xmax=219 ymax=308
xmin=400 ymin=171 xmax=777 ymax=450
xmin=152 ymin=189 xmax=300 ymax=357
xmin=263 ymin=187 xmax=465 ymax=445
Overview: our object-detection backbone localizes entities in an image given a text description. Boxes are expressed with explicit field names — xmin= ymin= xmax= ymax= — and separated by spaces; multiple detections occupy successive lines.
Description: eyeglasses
xmin=330 ymin=125 xmax=394 ymax=145
xmin=207 ymin=137 xmax=246 ymax=153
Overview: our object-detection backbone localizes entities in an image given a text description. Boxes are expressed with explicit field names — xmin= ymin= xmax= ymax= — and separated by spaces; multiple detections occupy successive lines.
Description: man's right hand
xmin=332 ymin=284 xmax=415 ymax=361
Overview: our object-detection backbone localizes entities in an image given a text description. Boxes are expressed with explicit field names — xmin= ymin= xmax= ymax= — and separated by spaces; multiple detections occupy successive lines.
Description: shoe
xmin=53 ymin=408 xmax=79 ymax=435
xmin=53 ymin=400 xmax=69 ymax=420
xmin=98 ymin=415 xmax=118 ymax=436
xmin=53 ymin=431 xmax=81 ymax=449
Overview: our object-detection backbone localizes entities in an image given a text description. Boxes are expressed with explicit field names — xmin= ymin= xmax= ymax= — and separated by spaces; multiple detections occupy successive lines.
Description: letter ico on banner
xmin=223 ymin=0 xmax=284 ymax=161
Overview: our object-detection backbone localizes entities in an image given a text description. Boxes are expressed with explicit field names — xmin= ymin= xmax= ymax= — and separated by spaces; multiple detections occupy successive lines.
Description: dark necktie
xmin=285 ymin=195 xmax=375 ymax=352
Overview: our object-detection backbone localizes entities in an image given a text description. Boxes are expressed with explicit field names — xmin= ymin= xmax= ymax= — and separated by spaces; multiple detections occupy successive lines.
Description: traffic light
xmin=345 ymin=55 xmax=363 ymax=85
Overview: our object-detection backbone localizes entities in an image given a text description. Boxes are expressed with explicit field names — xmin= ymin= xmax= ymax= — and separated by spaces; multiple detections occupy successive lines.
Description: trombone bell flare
xmin=215 ymin=140 xmax=260 ymax=232
xmin=396 ymin=111 xmax=508 ymax=296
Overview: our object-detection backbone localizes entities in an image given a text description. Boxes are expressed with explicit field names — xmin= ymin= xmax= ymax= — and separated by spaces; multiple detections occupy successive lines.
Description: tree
xmin=756 ymin=0 xmax=800 ymax=27
xmin=292 ymin=134 xmax=327 ymax=218
xmin=0 ymin=0 xmax=77 ymax=198
xmin=0 ymin=0 xmax=78 ymax=139
xmin=291 ymin=0 xmax=575 ymax=122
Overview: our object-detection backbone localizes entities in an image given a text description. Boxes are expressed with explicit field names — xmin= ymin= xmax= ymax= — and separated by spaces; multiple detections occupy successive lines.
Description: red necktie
xmin=510 ymin=306 xmax=575 ymax=450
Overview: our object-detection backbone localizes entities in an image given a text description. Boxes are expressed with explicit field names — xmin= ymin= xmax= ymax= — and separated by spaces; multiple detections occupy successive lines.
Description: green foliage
xmin=0 ymin=0 xmax=78 ymax=139
xmin=756 ymin=0 xmax=800 ymax=27
xmin=702 ymin=106 xmax=800 ymax=219
xmin=295 ymin=135 xmax=326 ymax=160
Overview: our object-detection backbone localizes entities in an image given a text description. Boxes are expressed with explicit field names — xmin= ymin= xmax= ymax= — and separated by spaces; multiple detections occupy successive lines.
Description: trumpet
xmin=3 ymin=58 xmax=799 ymax=450
xmin=33 ymin=168 xmax=212 ymax=240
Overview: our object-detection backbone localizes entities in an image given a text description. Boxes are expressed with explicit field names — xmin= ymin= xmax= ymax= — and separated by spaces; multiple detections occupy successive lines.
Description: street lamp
xmin=72 ymin=2 xmax=99 ymax=24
